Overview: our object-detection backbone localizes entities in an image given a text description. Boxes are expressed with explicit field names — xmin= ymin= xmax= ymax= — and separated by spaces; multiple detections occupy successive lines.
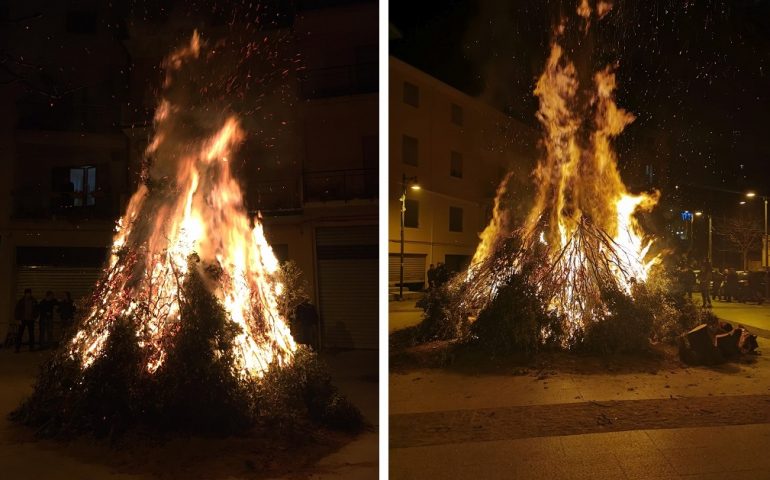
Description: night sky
xmin=390 ymin=0 xmax=770 ymax=221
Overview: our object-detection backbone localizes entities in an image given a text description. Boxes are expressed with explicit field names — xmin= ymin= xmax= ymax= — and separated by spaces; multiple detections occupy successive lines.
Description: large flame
xmin=469 ymin=3 xmax=660 ymax=344
xmin=69 ymin=32 xmax=295 ymax=378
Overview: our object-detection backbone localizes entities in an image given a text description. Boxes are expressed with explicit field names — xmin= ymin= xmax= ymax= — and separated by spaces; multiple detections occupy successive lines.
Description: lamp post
xmin=693 ymin=211 xmax=712 ymax=264
xmin=399 ymin=174 xmax=419 ymax=301
xmin=746 ymin=192 xmax=769 ymax=300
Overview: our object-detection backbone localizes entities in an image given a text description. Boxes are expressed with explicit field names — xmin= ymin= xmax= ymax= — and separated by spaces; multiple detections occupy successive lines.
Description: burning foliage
xmin=411 ymin=2 xmax=698 ymax=356
xmin=10 ymin=32 xmax=363 ymax=438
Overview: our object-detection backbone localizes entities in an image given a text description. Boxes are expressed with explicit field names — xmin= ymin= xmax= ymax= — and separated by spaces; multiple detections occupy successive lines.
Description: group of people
xmin=677 ymin=260 xmax=757 ymax=307
xmin=13 ymin=289 xmax=75 ymax=352
xmin=426 ymin=263 xmax=451 ymax=290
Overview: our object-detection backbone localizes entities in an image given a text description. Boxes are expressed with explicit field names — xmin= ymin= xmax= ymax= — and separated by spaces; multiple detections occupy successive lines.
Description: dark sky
xmin=390 ymin=0 xmax=770 ymax=218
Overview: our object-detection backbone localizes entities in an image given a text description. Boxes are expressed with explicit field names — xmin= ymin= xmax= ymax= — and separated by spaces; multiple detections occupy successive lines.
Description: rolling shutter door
xmin=316 ymin=225 xmax=377 ymax=349
xmin=388 ymin=254 xmax=426 ymax=284
xmin=15 ymin=266 xmax=103 ymax=305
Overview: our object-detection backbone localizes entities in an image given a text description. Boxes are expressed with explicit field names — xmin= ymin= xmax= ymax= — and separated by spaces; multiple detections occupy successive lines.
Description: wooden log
xmin=715 ymin=329 xmax=740 ymax=357
xmin=685 ymin=324 xmax=723 ymax=364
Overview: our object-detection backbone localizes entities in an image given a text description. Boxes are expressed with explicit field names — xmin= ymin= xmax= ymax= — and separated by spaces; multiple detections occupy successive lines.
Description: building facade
xmin=0 ymin=1 xmax=378 ymax=349
xmin=388 ymin=57 xmax=537 ymax=291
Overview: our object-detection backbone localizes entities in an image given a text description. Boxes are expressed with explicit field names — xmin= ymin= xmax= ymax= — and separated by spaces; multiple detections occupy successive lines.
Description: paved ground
xmin=388 ymin=299 xmax=422 ymax=333
xmin=390 ymin=296 xmax=770 ymax=479
xmin=0 ymin=347 xmax=378 ymax=480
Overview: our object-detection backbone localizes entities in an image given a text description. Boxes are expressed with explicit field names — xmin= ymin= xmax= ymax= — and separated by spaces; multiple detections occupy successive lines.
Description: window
xmin=404 ymin=199 xmax=419 ymax=228
xmin=449 ymin=206 xmax=463 ymax=232
xmin=402 ymin=135 xmax=418 ymax=166
xmin=403 ymin=82 xmax=419 ymax=107
xmin=451 ymin=103 xmax=463 ymax=126
xmin=70 ymin=166 xmax=97 ymax=206
xmin=450 ymin=151 xmax=463 ymax=178
xmin=53 ymin=165 xmax=97 ymax=207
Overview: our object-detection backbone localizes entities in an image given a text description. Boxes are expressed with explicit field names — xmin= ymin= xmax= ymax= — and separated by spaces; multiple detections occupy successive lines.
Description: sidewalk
xmin=391 ymin=423 xmax=770 ymax=479
xmin=390 ymin=298 xmax=770 ymax=479
xmin=388 ymin=297 xmax=422 ymax=333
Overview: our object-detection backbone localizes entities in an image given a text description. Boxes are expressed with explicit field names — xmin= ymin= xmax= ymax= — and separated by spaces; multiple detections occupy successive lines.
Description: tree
xmin=720 ymin=217 xmax=763 ymax=270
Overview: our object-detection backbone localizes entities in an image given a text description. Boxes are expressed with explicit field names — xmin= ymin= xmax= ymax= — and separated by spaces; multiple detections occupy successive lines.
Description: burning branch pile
xmin=417 ymin=1 xmax=692 ymax=354
xmin=11 ymin=32 xmax=362 ymax=438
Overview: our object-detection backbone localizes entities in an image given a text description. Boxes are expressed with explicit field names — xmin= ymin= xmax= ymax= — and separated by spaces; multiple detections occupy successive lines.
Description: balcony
xmin=298 ymin=63 xmax=378 ymax=99
xmin=303 ymin=168 xmax=377 ymax=203
xmin=12 ymin=188 xmax=117 ymax=220
xmin=249 ymin=179 xmax=303 ymax=214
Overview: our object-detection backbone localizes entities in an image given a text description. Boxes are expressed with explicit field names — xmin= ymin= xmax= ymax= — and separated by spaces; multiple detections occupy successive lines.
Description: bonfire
xmin=436 ymin=0 xmax=669 ymax=350
xmin=11 ymin=32 xmax=362 ymax=437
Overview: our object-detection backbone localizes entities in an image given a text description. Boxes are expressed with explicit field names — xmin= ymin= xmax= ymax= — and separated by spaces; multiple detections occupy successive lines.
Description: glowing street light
xmin=744 ymin=190 xmax=768 ymax=300
xmin=688 ymin=210 xmax=712 ymax=263
xmin=399 ymin=174 xmax=420 ymax=300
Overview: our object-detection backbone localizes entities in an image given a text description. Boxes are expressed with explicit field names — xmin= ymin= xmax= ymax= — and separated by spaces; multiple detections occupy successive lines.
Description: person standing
xmin=711 ymin=268 xmax=724 ymax=302
xmin=683 ymin=266 xmax=696 ymax=301
xmin=699 ymin=261 xmax=713 ymax=308
xmin=725 ymin=268 xmax=739 ymax=302
xmin=427 ymin=264 xmax=436 ymax=290
xmin=38 ymin=291 xmax=58 ymax=348
xmin=14 ymin=288 xmax=39 ymax=352
xmin=295 ymin=298 xmax=320 ymax=350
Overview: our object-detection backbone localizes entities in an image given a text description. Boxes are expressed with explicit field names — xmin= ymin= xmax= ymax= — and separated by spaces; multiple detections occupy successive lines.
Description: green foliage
xmin=148 ymin=259 xmax=257 ymax=434
xmin=259 ymin=347 xmax=364 ymax=432
xmin=415 ymin=285 xmax=467 ymax=342
xmin=11 ymin=318 xmax=146 ymax=438
xmin=581 ymin=286 xmax=655 ymax=354
xmin=468 ymin=271 xmax=555 ymax=357
xmin=275 ymin=260 xmax=310 ymax=323
xmin=10 ymin=256 xmax=363 ymax=439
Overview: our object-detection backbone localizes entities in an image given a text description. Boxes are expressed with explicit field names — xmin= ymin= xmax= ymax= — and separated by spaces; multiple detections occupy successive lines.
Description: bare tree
xmin=719 ymin=217 xmax=763 ymax=270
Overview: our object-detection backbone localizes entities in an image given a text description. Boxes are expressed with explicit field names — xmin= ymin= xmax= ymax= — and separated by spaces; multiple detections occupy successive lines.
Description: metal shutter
xmin=388 ymin=254 xmax=426 ymax=284
xmin=316 ymin=226 xmax=378 ymax=349
xmin=15 ymin=266 xmax=103 ymax=305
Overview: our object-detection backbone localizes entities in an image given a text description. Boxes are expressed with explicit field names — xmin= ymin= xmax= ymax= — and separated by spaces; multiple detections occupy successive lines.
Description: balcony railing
xmin=12 ymin=189 xmax=117 ymax=220
xmin=298 ymin=63 xmax=378 ymax=99
xmin=250 ymin=179 xmax=302 ymax=213
xmin=303 ymin=168 xmax=377 ymax=203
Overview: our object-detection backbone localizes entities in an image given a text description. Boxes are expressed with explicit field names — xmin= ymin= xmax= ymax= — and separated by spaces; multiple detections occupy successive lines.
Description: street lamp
xmin=745 ymin=191 xmax=768 ymax=300
xmin=399 ymin=174 xmax=419 ymax=301
xmin=693 ymin=211 xmax=712 ymax=264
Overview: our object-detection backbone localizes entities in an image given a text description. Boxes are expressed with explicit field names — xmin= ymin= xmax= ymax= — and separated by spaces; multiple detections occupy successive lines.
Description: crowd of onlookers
xmin=426 ymin=262 xmax=452 ymax=290
xmin=676 ymin=259 xmax=765 ymax=308
xmin=11 ymin=288 xmax=76 ymax=352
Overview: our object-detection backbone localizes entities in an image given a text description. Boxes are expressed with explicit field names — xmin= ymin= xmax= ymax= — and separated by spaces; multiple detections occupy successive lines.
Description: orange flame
xmin=469 ymin=1 xmax=660 ymax=344
xmin=69 ymin=31 xmax=295 ymax=378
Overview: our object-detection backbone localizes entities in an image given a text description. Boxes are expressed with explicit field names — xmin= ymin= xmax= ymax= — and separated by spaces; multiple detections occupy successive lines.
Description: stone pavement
xmin=390 ymin=299 xmax=770 ymax=479
xmin=391 ymin=424 xmax=770 ymax=479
